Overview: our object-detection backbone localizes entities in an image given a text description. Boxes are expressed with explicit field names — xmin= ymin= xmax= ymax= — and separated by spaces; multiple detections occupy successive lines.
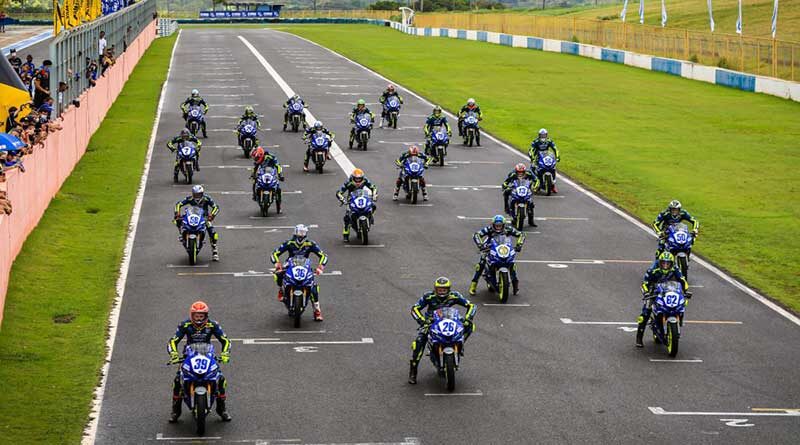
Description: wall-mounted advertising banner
xmin=53 ymin=0 xmax=103 ymax=35
xmin=199 ymin=11 xmax=280 ymax=18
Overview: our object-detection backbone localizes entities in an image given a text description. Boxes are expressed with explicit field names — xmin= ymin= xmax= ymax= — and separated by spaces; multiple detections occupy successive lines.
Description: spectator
xmin=21 ymin=54 xmax=34 ymax=73
xmin=101 ymin=48 xmax=115 ymax=74
xmin=38 ymin=97 xmax=54 ymax=121
xmin=7 ymin=49 xmax=21 ymax=74
xmin=85 ymin=58 xmax=98 ymax=87
xmin=1 ymin=150 xmax=25 ymax=173
xmin=0 ymin=11 xmax=6 ymax=33
xmin=98 ymin=30 xmax=107 ymax=58
xmin=33 ymin=59 xmax=52 ymax=108
xmin=57 ymin=81 xmax=69 ymax=106
xmin=123 ymin=26 xmax=132 ymax=52
xmin=4 ymin=106 xmax=19 ymax=131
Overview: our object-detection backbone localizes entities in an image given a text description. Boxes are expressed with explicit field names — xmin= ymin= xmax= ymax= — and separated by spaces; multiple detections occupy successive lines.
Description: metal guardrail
xmin=50 ymin=0 xmax=157 ymax=113
xmin=158 ymin=18 xmax=178 ymax=36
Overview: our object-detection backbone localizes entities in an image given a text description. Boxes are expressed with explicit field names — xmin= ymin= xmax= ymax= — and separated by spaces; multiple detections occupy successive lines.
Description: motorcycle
xmin=179 ymin=206 xmax=206 ymax=265
xmin=348 ymin=188 xmax=374 ymax=245
xmin=509 ymin=178 xmax=535 ymax=230
xmin=254 ymin=166 xmax=280 ymax=217
xmin=186 ymin=105 xmax=205 ymax=138
xmin=383 ymin=96 xmax=401 ymax=129
xmin=174 ymin=142 xmax=198 ymax=184
xmin=462 ymin=111 xmax=481 ymax=147
xmin=666 ymin=223 xmax=695 ymax=280
xmin=282 ymin=255 xmax=315 ymax=328
xmin=400 ymin=156 xmax=426 ymax=205
xmin=482 ymin=234 xmax=517 ymax=303
xmin=427 ymin=307 xmax=466 ymax=392
xmin=170 ymin=342 xmax=221 ymax=436
xmin=237 ymin=119 xmax=258 ymax=158
xmin=308 ymin=131 xmax=331 ymax=174
xmin=644 ymin=281 xmax=687 ymax=357
xmin=349 ymin=112 xmax=372 ymax=150
xmin=284 ymin=100 xmax=305 ymax=132
xmin=533 ymin=150 xmax=558 ymax=196
xmin=428 ymin=125 xmax=449 ymax=166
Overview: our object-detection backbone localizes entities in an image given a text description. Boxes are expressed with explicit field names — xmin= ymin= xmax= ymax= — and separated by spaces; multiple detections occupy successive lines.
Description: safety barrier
xmin=158 ymin=18 xmax=178 ymax=36
xmin=414 ymin=13 xmax=800 ymax=82
xmin=0 ymin=20 xmax=157 ymax=326
xmin=389 ymin=22 xmax=800 ymax=102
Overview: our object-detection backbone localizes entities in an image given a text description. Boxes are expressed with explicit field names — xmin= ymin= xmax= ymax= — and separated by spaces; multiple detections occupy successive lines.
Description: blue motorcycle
xmin=284 ymin=99 xmax=305 ymax=132
xmin=179 ymin=206 xmax=207 ymax=265
xmin=174 ymin=142 xmax=198 ymax=184
xmin=482 ymin=234 xmax=517 ymax=303
xmin=349 ymin=112 xmax=372 ymax=150
xmin=533 ymin=150 xmax=558 ymax=196
xmin=171 ymin=342 xmax=221 ymax=436
xmin=308 ymin=131 xmax=331 ymax=174
xmin=509 ymin=178 xmax=535 ymax=230
xmin=186 ymin=105 xmax=205 ymax=138
xmin=401 ymin=156 xmax=426 ymax=204
xmin=666 ymin=223 xmax=695 ymax=280
xmin=348 ymin=188 xmax=374 ymax=245
xmin=254 ymin=166 xmax=280 ymax=217
xmin=428 ymin=307 xmax=466 ymax=392
xmin=645 ymin=281 xmax=687 ymax=357
xmin=462 ymin=111 xmax=481 ymax=147
xmin=237 ymin=119 xmax=258 ymax=158
xmin=383 ymin=96 xmax=402 ymax=129
xmin=427 ymin=125 xmax=450 ymax=166
xmin=282 ymin=255 xmax=315 ymax=328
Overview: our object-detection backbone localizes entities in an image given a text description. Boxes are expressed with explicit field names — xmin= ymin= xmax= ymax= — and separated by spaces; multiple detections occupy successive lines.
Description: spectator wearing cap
xmin=33 ymin=59 xmax=52 ymax=108
xmin=7 ymin=49 xmax=21 ymax=74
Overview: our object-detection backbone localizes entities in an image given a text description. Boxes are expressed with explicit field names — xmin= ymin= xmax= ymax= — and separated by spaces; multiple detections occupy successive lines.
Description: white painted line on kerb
xmin=648 ymin=407 xmax=800 ymax=417
xmin=277 ymin=29 xmax=800 ymax=329
xmin=238 ymin=35 xmax=355 ymax=176
xmin=424 ymin=391 xmax=484 ymax=397
xmin=82 ymin=30 xmax=182 ymax=445
xmin=156 ymin=433 xmax=223 ymax=441
xmin=650 ymin=359 xmax=703 ymax=363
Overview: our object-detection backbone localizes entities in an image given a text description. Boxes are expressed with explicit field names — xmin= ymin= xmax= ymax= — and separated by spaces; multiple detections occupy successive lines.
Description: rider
xmin=167 ymin=128 xmax=203 ymax=174
xmin=283 ymin=94 xmax=306 ymax=130
xmin=270 ymin=224 xmax=328 ymax=321
xmin=408 ymin=277 xmax=476 ymax=384
xmin=423 ymin=106 xmax=452 ymax=156
xmin=349 ymin=99 xmax=375 ymax=144
xmin=180 ymin=89 xmax=209 ymax=138
xmin=237 ymin=106 xmax=262 ymax=147
xmin=167 ymin=301 xmax=232 ymax=422
xmin=336 ymin=168 xmax=378 ymax=242
xmin=250 ymin=147 xmax=284 ymax=212
xmin=528 ymin=128 xmax=560 ymax=193
xmin=392 ymin=145 xmax=431 ymax=201
xmin=174 ymin=185 xmax=220 ymax=261
xmin=635 ymin=252 xmax=691 ymax=348
xmin=652 ymin=200 xmax=700 ymax=258
xmin=457 ymin=98 xmax=482 ymax=137
xmin=502 ymin=163 xmax=539 ymax=217
xmin=378 ymin=84 xmax=404 ymax=128
xmin=302 ymin=121 xmax=335 ymax=172
xmin=468 ymin=215 xmax=525 ymax=296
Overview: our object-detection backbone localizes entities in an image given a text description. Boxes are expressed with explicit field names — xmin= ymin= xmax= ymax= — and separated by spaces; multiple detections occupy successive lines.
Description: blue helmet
xmin=492 ymin=215 xmax=505 ymax=231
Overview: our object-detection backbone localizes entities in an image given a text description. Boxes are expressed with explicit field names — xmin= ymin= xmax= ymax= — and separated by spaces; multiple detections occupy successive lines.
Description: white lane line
xmin=200 ymin=79 xmax=248 ymax=82
xmin=249 ymin=215 xmax=287 ymax=220
xmin=274 ymin=330 xmax=327 ymax=334
xmin=325 ymin=92 xmax=373 ymax=96
xmin=447 ymin=160 xmax=504 ymax=165
xmin=215 ymin=103 xmax=259 ymax=107
xmin=239 ymin=35 xmax=355 ymax=176
xmin=82 ymin=29 xmax=182 ymax=445
xmin=206 ymin=190 xmax=303 ymax=195
xmin=317 ymin=84 xmax=364 ymax=87
xmin=344 ymin=244 xmax=386 ymax=248
xmin=311 ymin=77 xmax=360 ymax=80
xmin=156 ymin=433 xmax=222 ymax=440
xmin=516 ymin=259 xmax=650 ymax=265
xmin=456 ymin=215 xmax=588 ymax=221
xmin=196 ymin=72 xmax=244 ymax=75
xmin=648 ymin=407 xmax=800 ymax=417
xmin=220 ymin=224 xmax=318 ymax=229
xmin=166 ymin=264 xmax=209 ymax=268
xmin=337 ymin=101 xmax=379 ymax=105
xmin=649 ymin=359 xmax=703 ymax=363
xmin=560 ymin=318 xmax=743 ymax=325
xmin=398 ymin=203 xmax=434 ymax=207
xmin=205 ymin=93 xmax=255 ymax=97
xmin=429 ymin=185 xmax=500 ymax=189
xmin=483 ymin=303 xmax=531 ymax=307
xmin=177 ymin=271 xmax=342 ymax=277
xmin=234 ymin=338 xmax=374 ymax=345
xmin=424 ymin=392 xmax=484 ymax=397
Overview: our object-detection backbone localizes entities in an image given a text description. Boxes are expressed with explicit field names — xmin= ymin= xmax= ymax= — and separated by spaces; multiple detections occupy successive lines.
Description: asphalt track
xmin=93 ymin=28 xmax=800 ymax=444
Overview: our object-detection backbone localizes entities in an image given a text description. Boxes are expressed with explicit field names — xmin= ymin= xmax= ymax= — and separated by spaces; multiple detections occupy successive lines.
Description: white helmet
xmin=191 ymin=89 xmax=199 ymax=97
xmin=467 ymin=98 xmax=475 ymax=105
xmin=538 ymin=128 xmax=548 ymax=138
xmin=294 ymin=224 xmax=309 ymax=240
xmin=313 ymin=121 xmax=323 ymax=130
xmin=191 ymin=184 xmax=204 ymax=199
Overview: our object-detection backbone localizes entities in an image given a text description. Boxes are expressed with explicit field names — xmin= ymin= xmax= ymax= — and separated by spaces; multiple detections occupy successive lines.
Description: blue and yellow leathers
xmin=502 ymin=170 xmax=539 ymax=214
xmin=336 ymin=177 xmax=378 ymax=237
xmin=167 ymin=133 xmax=203 ymax=175
xmin=457 ymin=104 xmax=482 ymax=136
xmin=167 ymin=319 xmax=231 ymax=399
xmin=251 ymin=150 xmax=284 ymax=211
xmin=174 ymin=194 xmax=220 ymax=247
xmin=270 ymin=236 xmax=328 ymax=303
xmin=237 ymin=113 xmax=262 ymax=146
xmin=470 ymin=224 xmax=525 ymax=287
xmin=410 ymin=291 xmax=476 ymax=367
xmin=652 ymin=208 xmax=700 ymax=256
xmin=423 ymin=114 xmax=451 ymax=154
xmin=528 ymin=137 xmax=559 ymax=163
xmin=181 ymin=96 xmax=209 ymax=137
xmin=636 ymin=263 xmax=690 ymax=343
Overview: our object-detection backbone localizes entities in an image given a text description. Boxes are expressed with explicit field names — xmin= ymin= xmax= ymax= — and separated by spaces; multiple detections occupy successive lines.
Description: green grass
xmin=0 ymin=34 xmax=177 ymax=444
xmin=279 ymin=24 xmax=800 ymax=312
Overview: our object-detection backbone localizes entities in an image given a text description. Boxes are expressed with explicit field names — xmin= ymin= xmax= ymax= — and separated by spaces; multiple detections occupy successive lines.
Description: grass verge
xmin=0 ymin=34 xmax=176 ymax=444
xmin=280 ymin=24 xmax=800 ymax=312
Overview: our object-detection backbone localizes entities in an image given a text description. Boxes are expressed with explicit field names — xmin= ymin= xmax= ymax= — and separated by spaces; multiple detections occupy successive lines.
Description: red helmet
xmin=408 ymin=145 xmax=420 ymax=156
xmin=189 ymin=301 xmax=209 ymax=326
xmin=251 ymin=146 xmax=265 ymax=164
xmin=514 ymin=163 xmax=526 ymax=174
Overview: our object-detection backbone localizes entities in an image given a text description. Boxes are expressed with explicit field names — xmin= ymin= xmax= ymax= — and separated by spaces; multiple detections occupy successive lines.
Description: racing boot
xmin=212 ymin=244 xmax=220 ymax=262
xmin=202 ymin=123 xmax=208 ymax=139
xmin=173 ymin=165 xmax=179 ymax=183
xmin=216 ymin=398 xmax=232 ymax=421
xmin=468 ymin=281 xmax=478 ymax=296
xmin=552 ymin=184 xmax=558 ymax=194
xmin=168 ymin=398 xmax=182 ymax=423
xmin=277 ymin=288 xmax=284 ymax=302
xmin=342 ymin=226 xmax=350 ymax=243
xmin=193 ymin=158 xmax=200 ymax=172
xmin=392 ymin=187 xmax=400 ymax=201
xmin=635 ymin=316 xmax=646 ymax=348
xmin=312 ymin=302 xmax=323 ymax=322
xmin=408 ymin=361 xmax=418 ymax=385
xmin=379 ymin=117 xmax=384 ymax=128
xmin=303 ymin=161 xmax=309 ymax=172
xmin=422 ymin=190 xmax=429 ymax=201
xmin=512 ymin=279 xmax=519 ymax=296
